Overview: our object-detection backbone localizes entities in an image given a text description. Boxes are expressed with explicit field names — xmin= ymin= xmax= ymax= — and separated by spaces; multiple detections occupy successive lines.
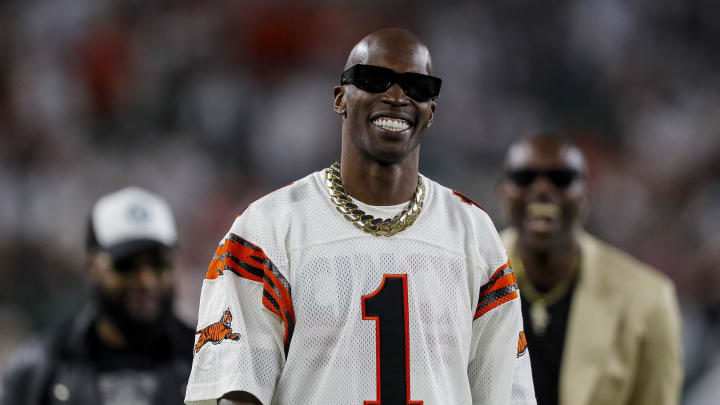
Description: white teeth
xmin=526 ymin=202 xmax=560 ymax=219
xmin=372 ymin=117 xmax=410 ymax=132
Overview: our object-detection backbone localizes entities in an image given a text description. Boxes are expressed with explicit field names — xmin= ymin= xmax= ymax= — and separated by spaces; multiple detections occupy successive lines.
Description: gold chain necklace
xmin=324 ymin=161 xmax=425 ymax=237
xmin=512 ymin=255 xmax=578 ymax=336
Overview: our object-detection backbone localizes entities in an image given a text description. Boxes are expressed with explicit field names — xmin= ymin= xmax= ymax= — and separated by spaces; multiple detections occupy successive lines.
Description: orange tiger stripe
xmin=478 ymin=261 xmax=513 ymax=295
xmin=205 ymin=245 xmax=226 ymax=280
xmin=204 ymin=234 xmax=296 ymax=352
xmin=517 ymin=331 xmax=528 ymax=357
xmin=263 ymin=268 xmax=295 ymax=319
xmin=261 ymin=269 xmax=295 ymax=346
xmin=205 ymin=238 xmax=263 ymax=282
xmin=474 ymin=260 xmax=519 ymax=320
xmin=488 ymin=261 xmax=511 ymax=282
xmin=262 ymin=294 xmax=283 ymax=319
xmin=482 ymin=272 xmax=517 ymax=294
xmin=474 ymin=290 xmax=518 ymax=319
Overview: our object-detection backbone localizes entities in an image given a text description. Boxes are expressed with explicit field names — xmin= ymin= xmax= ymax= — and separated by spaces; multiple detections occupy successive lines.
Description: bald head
xmin=344 ymin=28 xmax=433 ymax=75
xmin=504 ymin=133 xmax=587 ymax=176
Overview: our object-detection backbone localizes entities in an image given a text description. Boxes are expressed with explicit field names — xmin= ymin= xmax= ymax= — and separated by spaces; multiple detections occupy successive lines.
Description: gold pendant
xmin=530 ymin=300 xmax=550 ymax=336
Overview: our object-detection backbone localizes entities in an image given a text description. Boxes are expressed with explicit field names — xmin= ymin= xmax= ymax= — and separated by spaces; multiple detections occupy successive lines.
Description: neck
xmin=516 ymin=233 xmax=580 ymax=291
xmin=339 ymin=146 xmax=420 ymax=206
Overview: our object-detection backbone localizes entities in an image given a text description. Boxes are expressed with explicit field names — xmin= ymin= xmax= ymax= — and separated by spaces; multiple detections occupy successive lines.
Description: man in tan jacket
xmin=497 ymin=133 xmax=683 ymax=405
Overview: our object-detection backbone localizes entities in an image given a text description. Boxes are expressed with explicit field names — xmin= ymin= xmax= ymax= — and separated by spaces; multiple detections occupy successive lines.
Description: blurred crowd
xmin=0 ymin=0 xmax=718 ymax=401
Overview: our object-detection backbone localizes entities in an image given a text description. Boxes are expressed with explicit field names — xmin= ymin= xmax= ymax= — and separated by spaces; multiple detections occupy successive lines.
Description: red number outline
xmin=361 ymin=274 xmax=423 ymax=405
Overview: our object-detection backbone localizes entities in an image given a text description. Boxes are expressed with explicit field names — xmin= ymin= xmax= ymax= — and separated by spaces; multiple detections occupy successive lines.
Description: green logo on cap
xmin=128 ymin=204 xmax=149 ymax=222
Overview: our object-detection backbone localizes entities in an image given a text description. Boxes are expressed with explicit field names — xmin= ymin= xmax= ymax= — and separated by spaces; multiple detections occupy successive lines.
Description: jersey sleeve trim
xmin=206 ymin=233 xmax=296 ymax=354
xmin=474 ymin=260 xmax=519 ymax=319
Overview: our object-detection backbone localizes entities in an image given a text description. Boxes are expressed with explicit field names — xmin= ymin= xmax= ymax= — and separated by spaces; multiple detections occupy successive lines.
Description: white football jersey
xmin=185 ymin=169 xmax=536 ymax=405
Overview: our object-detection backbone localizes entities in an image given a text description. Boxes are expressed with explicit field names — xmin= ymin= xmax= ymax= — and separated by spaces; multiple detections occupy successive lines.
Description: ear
xmin=333 ymin=86 xmax=347 ymax=117
xmin=427 ymin=100 xmax=436 ymax=127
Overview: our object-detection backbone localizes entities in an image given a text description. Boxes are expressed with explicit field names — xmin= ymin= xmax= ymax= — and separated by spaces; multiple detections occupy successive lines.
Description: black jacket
xmin=0 ymin=305 xmax=194 ymax=405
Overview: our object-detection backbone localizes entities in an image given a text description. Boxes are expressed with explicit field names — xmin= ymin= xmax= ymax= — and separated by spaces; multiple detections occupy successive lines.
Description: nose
xmin=381 ymin=83 xmax=409 ymax=106
xmin=527 ymin=175 xmax=556 ymax=198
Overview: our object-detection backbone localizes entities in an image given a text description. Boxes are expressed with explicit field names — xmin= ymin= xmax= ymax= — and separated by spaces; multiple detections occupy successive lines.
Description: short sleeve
xmin=468 ymin=219 xmax=536 ymax=404
xmin=468 ymin=266 xmax=536 ymax=404
xmin=185 ymin=212 xmax=295 ymax=405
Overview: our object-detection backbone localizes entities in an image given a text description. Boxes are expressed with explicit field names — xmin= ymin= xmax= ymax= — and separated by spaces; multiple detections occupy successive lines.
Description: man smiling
xmin=184 ymin=29 xmax=536 ymax=405
xmin=497 ymin=133 xmax=683 ymax=405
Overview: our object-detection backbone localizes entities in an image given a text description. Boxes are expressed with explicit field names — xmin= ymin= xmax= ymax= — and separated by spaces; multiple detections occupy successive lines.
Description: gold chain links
xmin=324 ymin=161 xmax=425 ymax=237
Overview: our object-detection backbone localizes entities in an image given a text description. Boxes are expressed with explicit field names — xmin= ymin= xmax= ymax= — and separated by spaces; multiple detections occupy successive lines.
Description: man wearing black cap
xmin=0 ymin=187 xmax=194 ymax=405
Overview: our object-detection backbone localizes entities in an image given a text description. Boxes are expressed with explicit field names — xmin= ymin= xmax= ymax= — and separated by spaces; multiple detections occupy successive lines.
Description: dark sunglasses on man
xmin=506 ymin=168 xmax=583 ymax=188
xmin=112 ymin=248 xmax=173 ymax=274
xmin=341 ymin=64 xmax=442 ymax=102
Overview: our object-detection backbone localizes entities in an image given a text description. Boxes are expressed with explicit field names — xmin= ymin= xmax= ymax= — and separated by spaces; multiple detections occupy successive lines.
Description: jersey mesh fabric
xmin=185 ymin=170 xmax=536 ymax=405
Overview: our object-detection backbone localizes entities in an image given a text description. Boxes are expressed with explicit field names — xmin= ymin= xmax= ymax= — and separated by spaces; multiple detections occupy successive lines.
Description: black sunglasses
xmin=340 ymin=64 xmax=442 ymax=102
xmin=506 ymin=168 xmax=583 ymax=188
xmin=113 ymin=250 xmax=173 ymax=274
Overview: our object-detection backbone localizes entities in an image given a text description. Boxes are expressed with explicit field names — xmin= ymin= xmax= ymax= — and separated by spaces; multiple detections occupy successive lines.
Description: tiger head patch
xmin=194 ymin=308 xmax=241 ymax=353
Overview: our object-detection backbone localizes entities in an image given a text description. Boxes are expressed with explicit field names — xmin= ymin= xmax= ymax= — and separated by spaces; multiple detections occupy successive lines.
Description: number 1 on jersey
xmin=362 ymin=274 xmax=423 ymax=405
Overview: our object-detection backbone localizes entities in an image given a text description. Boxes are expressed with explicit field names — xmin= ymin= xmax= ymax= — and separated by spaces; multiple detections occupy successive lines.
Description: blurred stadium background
xmin=0 ymin=0 xmax=718 ymax=401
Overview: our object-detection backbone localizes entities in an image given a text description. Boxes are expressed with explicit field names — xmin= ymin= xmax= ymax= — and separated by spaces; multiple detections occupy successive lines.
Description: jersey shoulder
xmin=241 ymin=171 xmax=319 ymax=217
xmin=424 ymin=178 xmax=507 ymax=272
xmin=223 ymin=171 xmax=324 ymax=271
xmin=426 ymin=178 xmax=496 ymax=230
xmin=230 ymin=171 xmax=324 ymax=231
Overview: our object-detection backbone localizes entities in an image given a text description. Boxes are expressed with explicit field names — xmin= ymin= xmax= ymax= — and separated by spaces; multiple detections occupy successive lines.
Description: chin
xmin=524 ymin=228 xmax=577 ymax=254
xmin=518 ymin=230 xmax=556 ymax=252
xmin=525 ymin=238 xmax=553 ymax=255
xmin=361 ymin=146 xmax=409 ymax=165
